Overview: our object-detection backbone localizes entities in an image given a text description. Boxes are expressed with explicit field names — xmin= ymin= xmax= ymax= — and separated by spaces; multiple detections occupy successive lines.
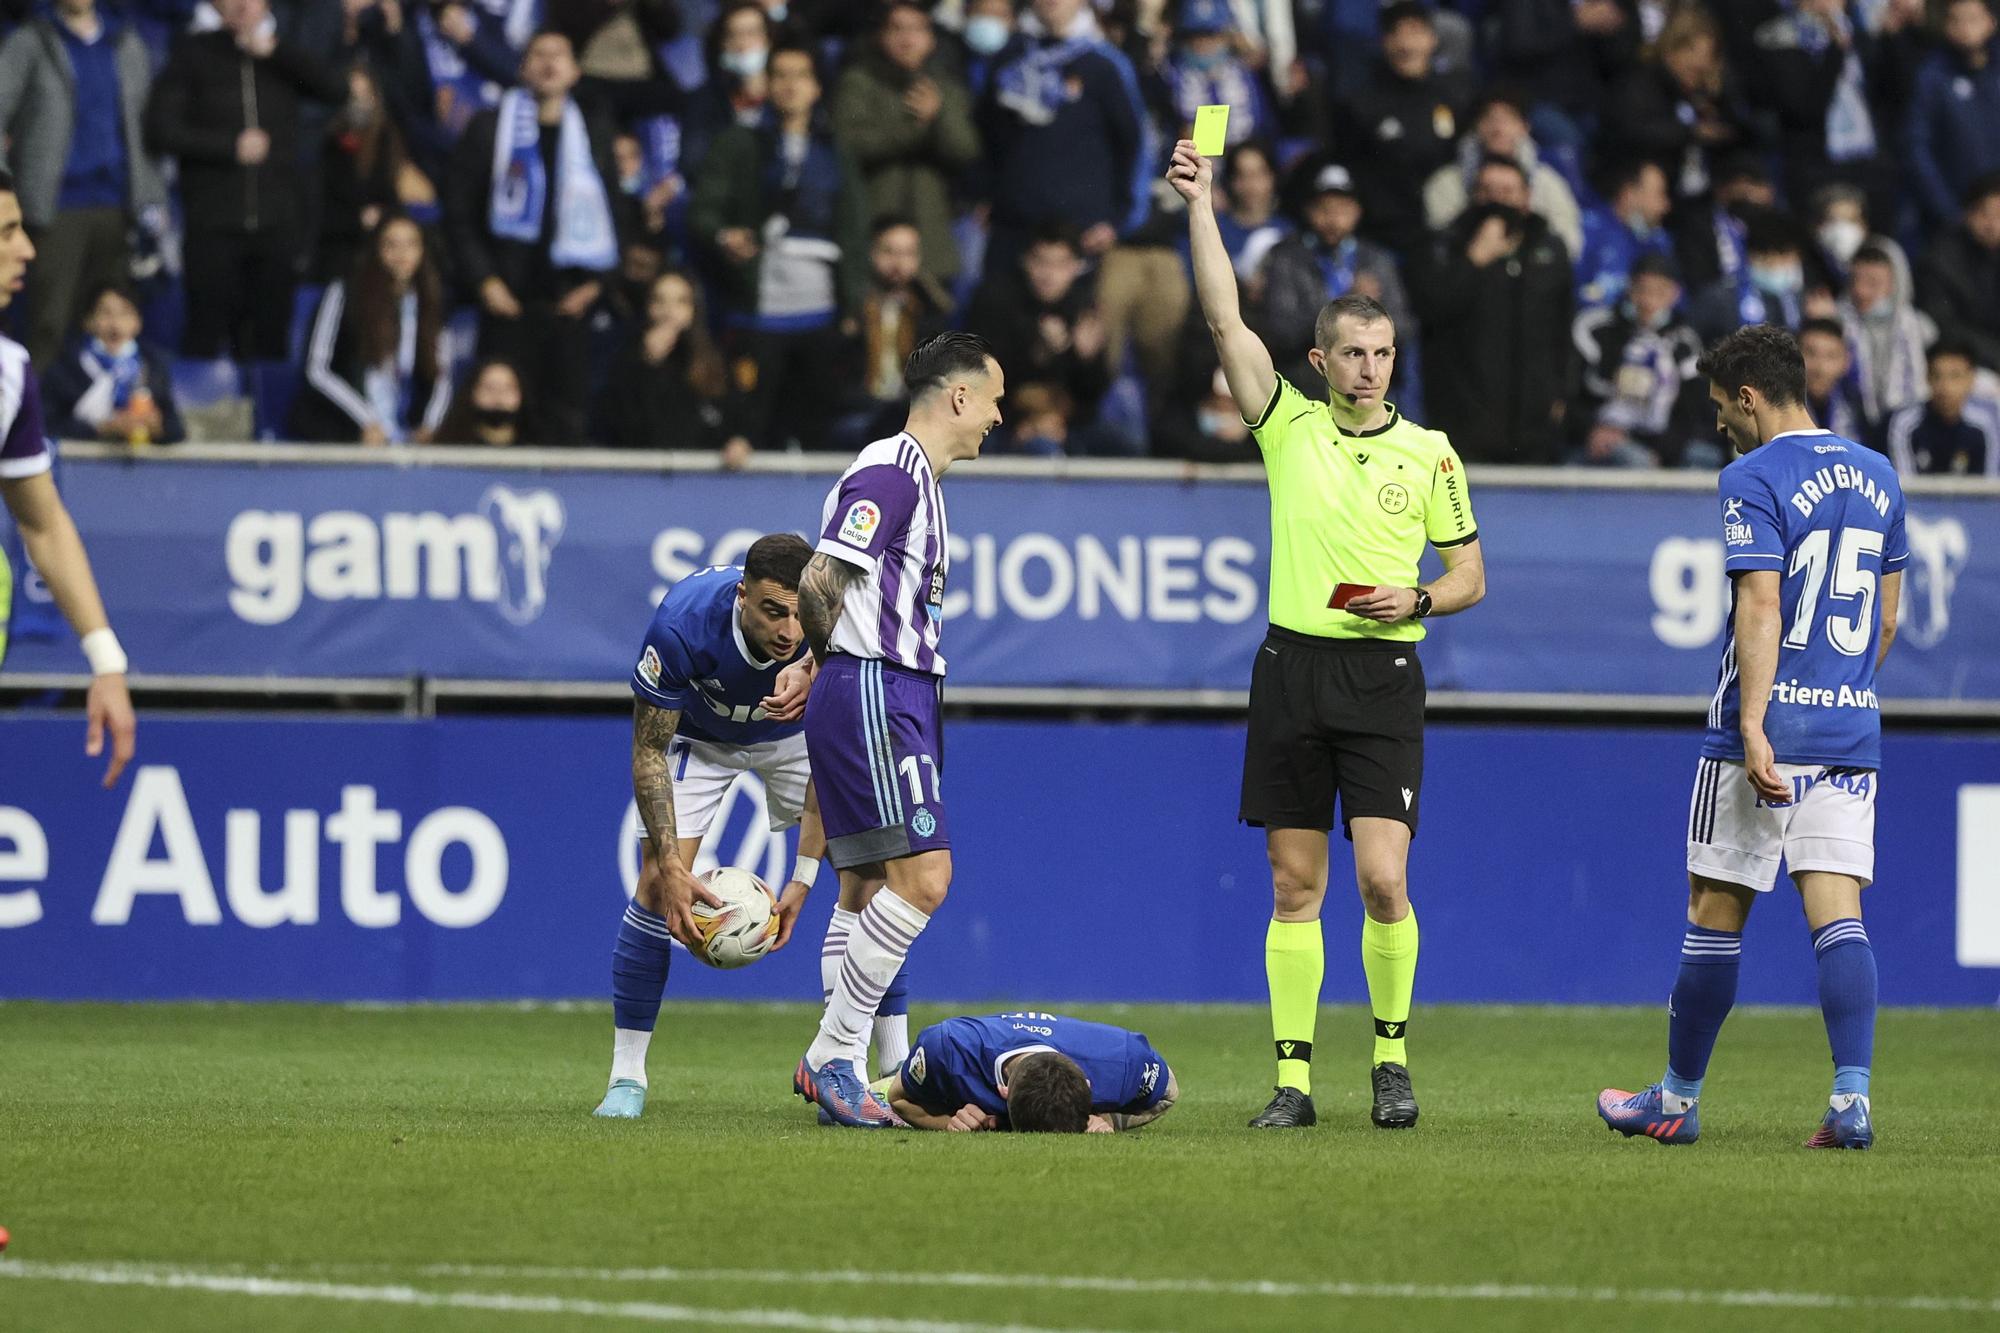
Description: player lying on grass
xmin=876 ymin=1012 xmax=1178 ymax=1133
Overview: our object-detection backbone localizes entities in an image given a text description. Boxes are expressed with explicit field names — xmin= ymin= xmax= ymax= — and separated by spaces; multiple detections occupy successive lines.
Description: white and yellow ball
xmin=688 ymin=866 xmax=780 ymax=969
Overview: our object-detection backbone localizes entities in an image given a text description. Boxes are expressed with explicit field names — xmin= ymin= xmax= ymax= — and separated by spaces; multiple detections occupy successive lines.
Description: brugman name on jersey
xmin=1787 ymin=463 xmax=1895 ymax=520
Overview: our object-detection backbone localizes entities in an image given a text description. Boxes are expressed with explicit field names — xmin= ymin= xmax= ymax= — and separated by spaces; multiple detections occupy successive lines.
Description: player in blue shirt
xmin=1600 ymin=326 xmax=1905 ymax=1151
xmin=881 ymin=1013 xmax=1179 ymax=1133
xmin=596 ymin=535 xmax=842 ymax=1118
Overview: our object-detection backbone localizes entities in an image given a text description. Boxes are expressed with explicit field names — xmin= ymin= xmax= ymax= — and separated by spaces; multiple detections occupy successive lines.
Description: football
xmin=688 ymin=866 xmax=779 ymax=969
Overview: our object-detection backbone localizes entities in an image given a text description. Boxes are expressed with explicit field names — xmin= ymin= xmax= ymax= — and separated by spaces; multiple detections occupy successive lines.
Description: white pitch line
xmin=0 ymin=1262 xmax=1144 ymax=1333
xmin=392 ymin=1261 xmax=2000 ymax=1317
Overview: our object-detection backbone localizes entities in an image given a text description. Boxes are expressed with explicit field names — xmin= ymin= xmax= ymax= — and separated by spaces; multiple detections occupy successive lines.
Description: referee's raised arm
xmin=1169 ymin=139 xmax=1277 ymax=422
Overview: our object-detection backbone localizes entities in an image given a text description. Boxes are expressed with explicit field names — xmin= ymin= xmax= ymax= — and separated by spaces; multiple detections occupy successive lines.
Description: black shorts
xmin=1239 ymin=626 xmax=1425 ymax=838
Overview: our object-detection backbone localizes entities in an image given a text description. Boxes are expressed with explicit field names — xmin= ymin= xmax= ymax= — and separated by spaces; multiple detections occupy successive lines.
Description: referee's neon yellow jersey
xmin=1247 ymin=375 xmax=1478 ymax=643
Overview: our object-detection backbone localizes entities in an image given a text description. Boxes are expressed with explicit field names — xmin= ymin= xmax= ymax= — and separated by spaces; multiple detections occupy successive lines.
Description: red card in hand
xmin=1330 ymin=583 xmax=1377 ymax=610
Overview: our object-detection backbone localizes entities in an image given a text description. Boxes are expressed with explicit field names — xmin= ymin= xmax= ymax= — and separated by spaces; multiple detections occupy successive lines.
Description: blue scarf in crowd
xmin=488 ymin=89 xmax=618 ymax=271
xmin=995 ymin=34 xmax=1098 ymax=127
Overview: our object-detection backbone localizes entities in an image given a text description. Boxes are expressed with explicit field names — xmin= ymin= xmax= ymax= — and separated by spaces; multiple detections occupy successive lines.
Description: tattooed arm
xmin=1091 ymin=1071 xmax=1181 ymax=1133
xmin=631 ymin=701 xmax=720 ymax=945
xmin=798 ymin=553 xmax=865 ymax=663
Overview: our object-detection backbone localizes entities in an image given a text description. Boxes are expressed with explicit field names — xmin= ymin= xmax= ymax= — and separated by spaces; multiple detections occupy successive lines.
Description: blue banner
xmin=5 ymin=455 xmax=2000 ymax=697
xmin=2 ymin=715 xmax=1995 ymax=1005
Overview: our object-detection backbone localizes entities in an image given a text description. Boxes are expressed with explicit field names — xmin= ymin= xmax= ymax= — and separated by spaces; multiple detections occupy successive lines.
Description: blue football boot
xmin=794 ymin=1056 xmax=895 ymax=1128
xmin=1597 ymin=1083 xmax=1701 ymax=1144
xmin=1804 ymin=1095 xmax=1873 ymax=1150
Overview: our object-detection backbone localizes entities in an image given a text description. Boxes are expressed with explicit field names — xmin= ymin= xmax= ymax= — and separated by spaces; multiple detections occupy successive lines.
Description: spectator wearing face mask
xmin=1569 ymin=253 xmax=1710 ymax=467
xmin=959 ymin=0 xmax=1017 ymax=100
xmin=1167 ymin=0 xmax=1278 ymax=152
xmin=1798 ymin=315 xmax=1868 ymax=443
xmin=994 ymin=380 xmax=1073 ymax=456
xmin=1155 ymin=308 xmax=1258 ymax=463
xmin=1886 ymin=340 xmax=2000 ymax=475
xmin=1423 ymin=85 xmax=1582 ymax=259
xmin=1573 ymin=158 xmax=1673 ymax=311
xmin=1809 ymin=181 xmax=1910 ymax=297
xmin=684 ymin=0 xmax=775 ymax=175
xmin=435 ymin=354 xmax=532 ymax=444
xmin=1739 ymin=209 xmax=1817 ymax=331
xmin=1837 ymin=244 xmax=1934 ymax=440
xmin=1916 ymin=170 xmax=2000 ymax=372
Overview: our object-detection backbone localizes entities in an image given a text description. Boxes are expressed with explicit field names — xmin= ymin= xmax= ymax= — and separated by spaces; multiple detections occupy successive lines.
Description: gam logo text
xmin=226 ymin=486 xmax=565 ymax=626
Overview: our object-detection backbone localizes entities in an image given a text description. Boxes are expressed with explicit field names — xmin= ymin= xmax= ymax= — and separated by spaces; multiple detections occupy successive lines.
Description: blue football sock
xmin=1663 ymin=925 xmax=1742 ymax=1102
xmin=877 ymin=961 xmax=910 ymax=1019
xmin=612 ymin=902 xmax=673 ymax=1032
xmin=1812 ymin=918 xmax=1876 ymax=1099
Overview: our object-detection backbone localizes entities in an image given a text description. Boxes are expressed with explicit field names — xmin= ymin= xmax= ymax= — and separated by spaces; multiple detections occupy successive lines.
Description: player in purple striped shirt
xmin=0 ymin=168 xmax=135 ymax=786
xmin=790 ymin=331 xmax=1004 ymax=1128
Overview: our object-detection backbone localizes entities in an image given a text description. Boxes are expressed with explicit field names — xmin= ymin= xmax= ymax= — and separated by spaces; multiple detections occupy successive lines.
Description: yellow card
xmin=1193 ymin=104 xmax=1230 ymax=158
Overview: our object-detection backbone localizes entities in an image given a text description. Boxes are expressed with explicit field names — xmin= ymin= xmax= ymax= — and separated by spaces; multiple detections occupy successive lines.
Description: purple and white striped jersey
xmin=815 ymin=432 xmax=950 ymax=675
xmin=0 ymin=336 xmax=50 ymax=481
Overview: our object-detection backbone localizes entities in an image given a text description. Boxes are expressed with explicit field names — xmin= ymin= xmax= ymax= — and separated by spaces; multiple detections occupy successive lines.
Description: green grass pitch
xmin=2 ymin=1001 xmax=1997 ymax=1332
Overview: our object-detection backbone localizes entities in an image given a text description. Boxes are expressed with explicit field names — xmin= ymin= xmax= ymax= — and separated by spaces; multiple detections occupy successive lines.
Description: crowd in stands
xmin=6 ymin=0 xmax=2000 ymax=475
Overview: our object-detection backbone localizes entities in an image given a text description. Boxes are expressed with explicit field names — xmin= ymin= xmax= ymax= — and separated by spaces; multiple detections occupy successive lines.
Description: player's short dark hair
xmin=1380 ymin=1 xmax=1432 ymax=31
xmin=1005 ymin=1052 xmax=1091 ymax=1133
xmin=1630 ymin=252 xmax=1680 ymax=284
xmin=769 ymin=42 xmax=819 ymax=75
xmin=871 ymin=213 xmax=919 ymax=240
xmin=904 ymin=330 xmax=995 ymax=400
xmin=81 ymin=280 xmax=143 ymax=321
xmin=1850 ymin=244 xmax=1895 ymax=271
xmin=0 ymin=166 xmax=14 ymax=195
xmin=1965 ymin=168 xmax=2000 ymax=210
xmin=1314 ymin=293 xmax=1394 ymax=351
xmin=1927 ymin=338 xmax=1978 ymax=371
xmin=1596 ymin=157 xmax=1659 ymax=203
xmin=743 ymin=533 xmax=812 ymax=589
xmin=1698 ymin=325 xmax=1807 ymax=408
xmin=1798 ymin=316 xmax=1846 ymax=344
xmin=1742 ymin=207 xmax=1806 ymax=257
xmin=1025 ymin=221 xmax=1080 ymax=256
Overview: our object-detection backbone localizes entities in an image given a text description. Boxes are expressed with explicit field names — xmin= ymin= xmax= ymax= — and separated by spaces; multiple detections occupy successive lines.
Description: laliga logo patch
xmin=839 ymin=500 xmax=881 ymax=549
xmin=908 ymin=1046 xmax=927 ymax=1084
xmin=638 ymin=645 xmax=662 ymax=688
xmin=1377 ymin=483 xmax=1409 ymax=515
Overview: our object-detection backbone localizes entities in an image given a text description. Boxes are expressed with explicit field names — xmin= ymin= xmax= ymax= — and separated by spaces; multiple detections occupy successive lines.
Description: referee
xmin=1169 ymin=140 xmax=1486 ymax=1131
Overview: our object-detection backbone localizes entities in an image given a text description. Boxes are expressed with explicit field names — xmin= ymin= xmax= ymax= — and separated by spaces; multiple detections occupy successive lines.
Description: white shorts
xmin=1685 ymin=758 xmax=1876 ymax=893
xmin=664 ymin=732 xmax=811 ymax=838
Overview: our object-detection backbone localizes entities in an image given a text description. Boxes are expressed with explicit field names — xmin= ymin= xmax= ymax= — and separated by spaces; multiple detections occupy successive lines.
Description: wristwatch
xmin=1411 ymin=587 xmax=1434 ymax=619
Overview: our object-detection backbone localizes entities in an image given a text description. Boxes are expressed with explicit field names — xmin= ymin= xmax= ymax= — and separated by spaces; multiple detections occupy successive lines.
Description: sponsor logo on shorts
xmin=638 ymin=645 xmax=662 ymax=688
xmin=908 ymin=1046 xmax=926 ymax=1084
xmin=838 ymin=500 xmax=882 ymax=548
xmin=1378 ymin=483 xmax=1409 ymax=515
xmin=912 ymin=807 xmax=937 ymax=838
xmin=1140 ymin=1062 xmax=1160 ymax=1095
